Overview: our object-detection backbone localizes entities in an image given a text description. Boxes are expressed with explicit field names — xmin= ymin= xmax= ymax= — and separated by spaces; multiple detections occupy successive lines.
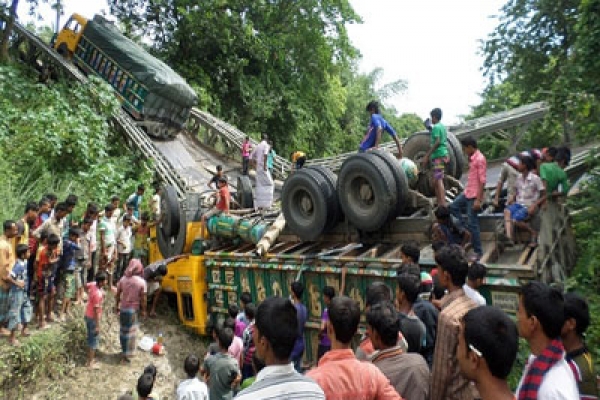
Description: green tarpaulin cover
xmin=84 ymin=15 xmax=197 ymax=128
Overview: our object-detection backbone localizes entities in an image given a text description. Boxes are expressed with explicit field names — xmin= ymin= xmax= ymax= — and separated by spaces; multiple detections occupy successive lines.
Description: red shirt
xmin=217 ymin=186 xmax=230 ymax=212
xmin=36 ymin=246 xmax=57 ymax=280
xmin=85 ymin=282 xmax=104 ymax=319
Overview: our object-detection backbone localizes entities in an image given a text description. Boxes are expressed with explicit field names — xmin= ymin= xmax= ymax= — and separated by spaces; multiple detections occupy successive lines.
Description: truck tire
xmin=282 ymin=169 xmax=330 ymax=241
xmin=337 ymin=153 xmax=397 ymax=232
xmin=305 ymin=166 xmax=342 ymax=231
xmin=447 ymin=132 xmax=465 ymax=179
xmin=370 ymin=150 xmax=410 ymax=217
xmin=403 ymin=131 xmax=456 ymax=178
xmin=157 ymin=209 xmax=187 ymax=258
xmin=160 ymin=185 xmax=180 ymax=237
xmin=237 ymin=176 xmax=254 ymax=209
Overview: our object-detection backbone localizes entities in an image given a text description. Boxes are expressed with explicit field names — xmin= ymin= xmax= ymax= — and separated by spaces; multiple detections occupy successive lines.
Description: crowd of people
xmin=114 ymin=241 xmax=596 ymax=400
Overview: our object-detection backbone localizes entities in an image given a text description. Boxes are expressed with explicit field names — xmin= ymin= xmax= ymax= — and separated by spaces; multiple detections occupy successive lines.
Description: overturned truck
xmin=155 ymin=137 xmax=577 ymax=365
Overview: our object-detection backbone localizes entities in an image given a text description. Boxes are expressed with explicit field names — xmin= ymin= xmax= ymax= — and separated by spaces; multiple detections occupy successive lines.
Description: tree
xmin=0 ymin=0 xmax=20 ymax=62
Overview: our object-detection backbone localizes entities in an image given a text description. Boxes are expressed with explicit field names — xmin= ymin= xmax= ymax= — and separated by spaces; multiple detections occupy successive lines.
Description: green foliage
xmin=566 ymin=156 xmax=600 ymax=367
xmin=0 ymin=64 xmax=152 ymax=221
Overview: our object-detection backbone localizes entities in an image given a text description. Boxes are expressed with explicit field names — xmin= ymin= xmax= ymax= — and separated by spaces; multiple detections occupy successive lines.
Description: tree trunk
xmin=0 ymin=0 xmax=20 ymax=63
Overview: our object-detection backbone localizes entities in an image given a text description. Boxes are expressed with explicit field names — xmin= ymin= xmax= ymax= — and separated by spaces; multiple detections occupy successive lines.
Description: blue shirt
xmin=61 ymin=239 xmax=81 ymax=272
xmin=291 ymin=302 xmax=308 ymax=359
xmin=359 ymin=114 xmax=397 ymax=152
xmin=10 ymin=259 xmax=28 ymax=292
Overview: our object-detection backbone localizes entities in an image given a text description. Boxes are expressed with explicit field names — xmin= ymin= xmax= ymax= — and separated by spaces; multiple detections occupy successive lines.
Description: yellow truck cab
xmin=53 ymin=13 xmax=88 ymax=58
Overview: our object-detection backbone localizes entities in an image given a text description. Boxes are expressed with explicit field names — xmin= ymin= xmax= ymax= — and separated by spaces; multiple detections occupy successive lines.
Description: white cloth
xmin=515 ymin=355 xmax=579 ymax=400
xmin=252 ymin=139 xmax=274 ymax=209
xmin=111 ymin=208 xmax=122 ymax=228
xmin=176 ymin=377 xmax=209 ymax=400
xmin=463 ymin=284 xmax=486 ymax=306
xmin=151 ymin=194 xmax=161 ymax=217
xmin=235 ymin=363 xmax=325 ymax=400
xmin=116 ymin=225 xmax=132 ymax=254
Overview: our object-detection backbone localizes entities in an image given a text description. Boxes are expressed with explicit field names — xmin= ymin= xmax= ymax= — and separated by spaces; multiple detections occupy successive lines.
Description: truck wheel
xmin=403 ymin=131 xmax=457 ymax=178
xmin=160 ymin=185 xmax=180 ymax=237
xmin=305 ymin=166 xmax=341 ymax=231
xmin=157 ymin=209 xmax=187 ymax=258
xmin=338 ymin=153 xmax=397 ymax=232
xmin=282 ymin=170 xmax=329 ymax=241
xmin=447 ymin=132 xmax=465 ymax=179
xmin=370 ymin=150 xmax=409 ymax=217
xmin=236 ymin=176 xmax=254 ymax=209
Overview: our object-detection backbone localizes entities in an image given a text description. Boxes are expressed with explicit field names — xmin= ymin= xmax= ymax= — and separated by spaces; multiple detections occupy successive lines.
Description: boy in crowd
xmin=540 ymin=146 xmax=570 ymax=203
xmin=73 ymin=223 xmax=88 ymax=305
xmin=307 ymin=296 xmax=400 ymax=399
xmin=177 ymin=354 xmax=208 ymax=400
xmin=78 ymin=217 xmax=94 ymax=303
xmin=201 ymin=326 xmax=241 ymax=400
xmin=422 ymin=107 xmax=449 ymax=207
xmin=132 ymin=212 xmax=152 ymax=266
xmin=356 ymin=281 xmax=407 ymax=360
xmin=241 ymin=136 xmax=252 ymax=175
xmin=396 ymin=272 xmax=427 ymax=353
xmin=237 ymin=292 xmax=252 ymax=325
xmin=317 ymin=286 xmax=335 ymax=361
xmin=37 ymin=233 xmax=60 ymax=328
xmin=224 ymin=317 xmax=244 ymax=367
xmin=0 ymin=220 xmax=18 ymax=336
xmin=136 ymin=373 xmax=156 ymax=400
xmin=126 ymin=184 xmax=145 ymax=219
xmin=398 ymin=242 xmax=421 ymax=278
xmin=110 ymin=196 xmax=121 ymax=227
xmin=463 ymin=262 xmax=487 ymax=306
xmin=228 ymin=304 xmax=246 ymax=338
xmin=207 ymin=165 xmax=224 ymax=189
xmin=236 ymin=297 xmax=325 ymax=400
xmin=368 ymin=301 xmax=430 ymax=400
xmin=450 ymin=136 xmax=487 ymax=261
xmin=413 ymin=273 xmax=439 ymax=368
xmin=290 ymin=281 xmax=308 ymax=372
xmin=561 ymin=293 xmax=599 ymax=399
xmin=431 ymin=244 xmax=478 ymax=400
xmin=241 ymin=303 xmax=256 ymax=381
xmin=99 ymin=204 xmax=117 ymax=287
xmin=116 ymin=214 xmax=133 ymax=281
xmin=59 ymin=228 xmax=82 ymax=321
xmin=200 ymin=176 xmax=230 ymax=242
xmin=82 ymin=203 xmax=99 ymax=284
xmin=431 ymin=205 xmax=471 ymax=248
xmin=7 ymin=244 xmax=32 ymax=345
xmin=150 ymin=186 xmax=161 ymax=222
xmin=457 ymin=306 xmax=519 ymax=400
xmin=515 ymin=281 xmax=578 ymax=398
xmin=85 ymin=271 xmax=107 ymax=369
xmin=359 ymin=100 xmax=403 ymax=158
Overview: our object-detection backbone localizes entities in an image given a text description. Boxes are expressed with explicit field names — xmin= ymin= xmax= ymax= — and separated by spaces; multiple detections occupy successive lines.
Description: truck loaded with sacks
xmin=153 ymin=131 xmax=575 ymax=366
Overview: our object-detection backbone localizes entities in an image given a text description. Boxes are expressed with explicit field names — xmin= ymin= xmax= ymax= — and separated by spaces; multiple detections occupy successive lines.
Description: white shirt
xmin=250 ymin=140 xmax=270 ymax=169
xmin=235 ymin=363 xmax=325 ymax=400
xmin=151 ymin=193 xmax=161 ymax=217
xmin=515 ymin=355 xmax=579 ymax=400
xmin=463 ymin=284 xmax=486 ymax=306
xmin=111 ymin=208 xmax=122 ymax=228
xmin=116 ymin=225 xmax=132 ymax=254
xmin=176 ymin=377 xmax=208 ymax=400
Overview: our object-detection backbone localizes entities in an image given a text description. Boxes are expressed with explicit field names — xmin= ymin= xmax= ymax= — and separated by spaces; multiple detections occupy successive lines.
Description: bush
xmin=0 ymin=63 xmax=153 ymax=221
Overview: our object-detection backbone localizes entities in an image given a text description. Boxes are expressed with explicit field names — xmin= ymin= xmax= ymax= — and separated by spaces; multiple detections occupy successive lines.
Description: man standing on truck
xmin=241 ymin=136 xmax=252 ymax=175
xmin=359 ymin=101 xmax=403 ymax=159
xmin=422 ymin=108 xmax=449 ymax=207
xmin=449 ymin=136 xmax=486 ymax=261
xmin=251 ymin=134 xmax=274 ymax=210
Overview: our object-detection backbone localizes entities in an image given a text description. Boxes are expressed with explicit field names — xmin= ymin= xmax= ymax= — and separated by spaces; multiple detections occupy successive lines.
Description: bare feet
xmin=0 ymin=327 xmax=10 ymax=336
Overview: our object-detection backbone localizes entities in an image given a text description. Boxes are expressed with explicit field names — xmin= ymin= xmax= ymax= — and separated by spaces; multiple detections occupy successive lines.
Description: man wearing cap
xmin=201 ymin=176 xmax=231 ymax=242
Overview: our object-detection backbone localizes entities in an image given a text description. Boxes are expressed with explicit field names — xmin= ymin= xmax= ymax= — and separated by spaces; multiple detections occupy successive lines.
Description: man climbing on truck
xmin=201 ymin=176 xmax=231 ymax=243
xmin=359 ymin=101 xmax=403 ymax=159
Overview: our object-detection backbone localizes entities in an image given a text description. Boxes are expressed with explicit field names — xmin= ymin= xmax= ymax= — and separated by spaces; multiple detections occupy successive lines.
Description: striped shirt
xmin=235 ymin=363 xmax=324 ymax=400
xmin=430 ymin=288 xmax=479 ymax=400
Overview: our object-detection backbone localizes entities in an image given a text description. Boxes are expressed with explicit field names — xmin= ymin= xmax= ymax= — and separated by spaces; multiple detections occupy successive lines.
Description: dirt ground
xmin=28 ymin=293 xmax=209 ymax=400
